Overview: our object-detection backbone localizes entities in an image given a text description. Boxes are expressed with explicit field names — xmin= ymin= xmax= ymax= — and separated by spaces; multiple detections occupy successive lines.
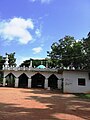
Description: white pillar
xmin=58 ymin=79 xmax=62 ymax=89
xmin=46 ymin=61 xmax=48 ymax=68
xmin=15 ymin=77 xmax=19 ymax=87
xmin=3 ymin=77 xmax=6 ymax=86
xmin=28 ymin=78 xmax=32 ymax=88
xmin=44 ymin=78 xmax=48 ymax=89
xmin=2 ymin=65 xmax=5 ymax=70
xmin=62 ymin=78 xmax=65 ymax=93
xmin=29 ymin=60 xmax=33 ymax=69
xmin=4 ymin=54 xmax=9 ymax=68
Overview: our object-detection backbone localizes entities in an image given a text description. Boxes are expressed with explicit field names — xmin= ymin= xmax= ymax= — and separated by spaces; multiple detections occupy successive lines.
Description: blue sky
xmin=0 ymin=0 xmax=90 ymax=65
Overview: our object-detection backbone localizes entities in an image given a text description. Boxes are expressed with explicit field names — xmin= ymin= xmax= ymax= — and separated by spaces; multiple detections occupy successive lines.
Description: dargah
xmin=2 ymin=54 xmax=90 ymax=93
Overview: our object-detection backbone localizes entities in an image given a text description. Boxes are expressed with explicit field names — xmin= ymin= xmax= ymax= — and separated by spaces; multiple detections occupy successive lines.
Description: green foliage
xmin=0 ymin=72 xmax=3 ymax=83
xmin=20 ymin=60 xmax=31 ymax=67
xmin=7 ymin=52 xmax=16 ymax=66
xmin=74 ymin=93 xmax=90 ymax=99
xmin=32 ymin=59 xmax=42 ymax=67
xmin=0 ymin=56 xmax=5 ymax=69
xmin=20 ymin=59 xmax=47 ymax=68
xmin=47 ymin=34 xmax=90 ymax=69
xmin=83 ymin=33 xmax=90 ymax=69
xmin=0 ymin=78 xmax=3 ymax=84
xmin=48 ymin=36 xmax=75 ymax=68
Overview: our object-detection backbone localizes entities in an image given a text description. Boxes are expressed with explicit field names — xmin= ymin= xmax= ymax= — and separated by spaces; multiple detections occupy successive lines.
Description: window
xmin=78 ymin=78 xmax=85 ymax=86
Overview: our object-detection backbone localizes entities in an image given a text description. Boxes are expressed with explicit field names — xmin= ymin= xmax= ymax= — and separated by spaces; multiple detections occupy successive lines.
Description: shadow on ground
xmin=0 ymin=88 xmax=90 ymax=120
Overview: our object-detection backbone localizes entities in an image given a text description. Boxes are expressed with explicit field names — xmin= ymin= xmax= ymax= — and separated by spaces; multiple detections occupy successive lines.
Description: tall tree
xmin=0 ymin=55 xmax=5 ymax=69
xmin=20 ymin=59 xmax=47 ymax=68
xmin=47 ymin=36 xmax=85 ymax=69
xmin=72 ymin=41 xmax=84 ymax=69
xmin=48 ymin=36 xmax=75 ymax=68
xmin=83 ymin=32 xmax=90 ymax=69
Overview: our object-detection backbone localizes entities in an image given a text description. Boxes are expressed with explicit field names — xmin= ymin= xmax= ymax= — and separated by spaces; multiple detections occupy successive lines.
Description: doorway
xmin=19 ymin=73 xmax=28 ymax=88
xmin=31 ymin=73 xmax=45 ymax=88
xmin=48 ymin=74 xmax=58 ymax=89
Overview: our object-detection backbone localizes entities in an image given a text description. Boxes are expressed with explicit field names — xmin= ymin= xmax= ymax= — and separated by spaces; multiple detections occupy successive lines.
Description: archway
xmin=19 ymin=73 xmax=28 ymax=88
xmin=5 ymin=73 xmax=15 ymax=87
xmin=31 ymin=73 xmax=45 ymax=88
xmin=48 ymin=74 xmax=58 ymax=89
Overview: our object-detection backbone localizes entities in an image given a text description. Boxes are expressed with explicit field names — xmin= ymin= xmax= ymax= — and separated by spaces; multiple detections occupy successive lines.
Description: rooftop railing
xmin=2 ymin=65 xmax=58 ymax=72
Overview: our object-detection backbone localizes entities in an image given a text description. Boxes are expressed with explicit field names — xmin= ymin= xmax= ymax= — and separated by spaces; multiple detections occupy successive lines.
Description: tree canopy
xmin=7 ymin=52 xmax=16 ymax=67
xmin=20 ymin=59 xmax=47 ymax=68
xmin=47 ymin=33 xmax=90 ymax=70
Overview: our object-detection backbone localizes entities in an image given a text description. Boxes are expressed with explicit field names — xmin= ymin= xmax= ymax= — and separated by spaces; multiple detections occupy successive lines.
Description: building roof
xmin=37 ymin=65 xmax=46 ymax=69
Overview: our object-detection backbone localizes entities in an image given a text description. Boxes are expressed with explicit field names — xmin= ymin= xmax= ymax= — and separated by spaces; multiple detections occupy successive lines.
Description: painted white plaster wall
xmin=3 ymin=70 xmax=62 ymax=89
xmin=63 ymin=71 xmax=90 ymax=93
xmin=15 ymin=77 xmax=19 ymax=87
xmin=58 ymin=80 xmax=62 ymax=89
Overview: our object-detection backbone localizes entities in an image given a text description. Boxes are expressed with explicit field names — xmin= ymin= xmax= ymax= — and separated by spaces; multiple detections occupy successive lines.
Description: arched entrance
xmin=19 ymin=73 xmax=28 ymax=88
xmin=5 ymin=73 xmax=15 ymax=87
xmin=31 ymin=73 xmax=45 ymax=88
xmin=48 ymin=74 xmax=58 ymax=89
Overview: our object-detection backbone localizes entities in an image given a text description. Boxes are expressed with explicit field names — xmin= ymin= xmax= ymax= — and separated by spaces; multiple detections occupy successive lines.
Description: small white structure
xmin=62 ymin=70 xmax=90 ymax=93
xmin=2 ymin=54 xmax=90 ymax=93
xmin=4 ymin=54 xmax=9 ymax=68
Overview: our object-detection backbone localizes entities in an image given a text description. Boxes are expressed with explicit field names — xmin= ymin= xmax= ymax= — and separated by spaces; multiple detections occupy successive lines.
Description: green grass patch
xmin=74 ymin=93 xmax=90 ymax=99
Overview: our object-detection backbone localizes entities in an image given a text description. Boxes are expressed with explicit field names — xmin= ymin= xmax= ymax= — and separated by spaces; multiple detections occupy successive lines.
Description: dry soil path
xmin=0 ymin=87 xmax=90 ymax=120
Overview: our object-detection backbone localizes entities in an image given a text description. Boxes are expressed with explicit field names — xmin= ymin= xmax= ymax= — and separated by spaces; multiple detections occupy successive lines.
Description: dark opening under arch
xmin=5 ymin=73 xmax=15 ymax=87
xmin=19 ymin=73 xmax=28 ymax=88
xmin=48 ymin=74 xmax=58 ymax=89
xmin=31 ymin=73 xmax=45 ymax=88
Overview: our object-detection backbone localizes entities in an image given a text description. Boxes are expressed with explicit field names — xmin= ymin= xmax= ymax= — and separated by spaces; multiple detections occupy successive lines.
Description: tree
xmin=83 ymin=32 xmax=90 ymax=69
xmin=72 ymin=41 xmax=85 ymax=69
xmin=47 ymin=35 xmax=85 ymax=69
xmin=20 ymin=59 xmax=31 ymax=67
xmin=0 ymin=55 xmax=5 ymax=70
xmin=6 ymin=52 xmax=16 ymax=67
xmin=48 ymin=36 xmax=75 ymax=67
xmin=0 ymin=55 xmax=5 ymax=83
xmin=20 ymin=58 xmax=47 ymax=68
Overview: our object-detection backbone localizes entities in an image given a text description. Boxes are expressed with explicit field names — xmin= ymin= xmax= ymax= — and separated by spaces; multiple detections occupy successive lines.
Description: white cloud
xmin=0 ymin=17 xmax=34 ymax=44
xmin=29 ymin=0 xmax=52 ymax=4
xmin=32 ymin=47 xmax=42 ymax=54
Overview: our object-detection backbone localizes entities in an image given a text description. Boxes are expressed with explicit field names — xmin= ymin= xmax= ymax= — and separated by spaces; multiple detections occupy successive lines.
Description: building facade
xmin=62 ymin=70 xmax=90 ymax=93
xmin=2 ymin=54 xmax=90 ymax=93
xmin=3 ymin=68 xmax=62 ymax=89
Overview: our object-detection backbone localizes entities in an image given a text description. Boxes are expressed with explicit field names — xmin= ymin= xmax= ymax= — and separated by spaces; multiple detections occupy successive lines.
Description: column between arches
xmin=44 ymin=77 xmax=48 ymax=89
xmin=15 ymin=77 xmax=19 ymax=87
xmin=28 ymin=77 xmax=32 ymax=88
xmin=3 ymin=77 xmax=6 ymax=86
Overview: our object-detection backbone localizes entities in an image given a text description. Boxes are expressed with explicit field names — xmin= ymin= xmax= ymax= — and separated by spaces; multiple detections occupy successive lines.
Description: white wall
xmin=3 ymin=70 xmax=62 ymax=89
xmin=63 ymin=71 xmax=90 ymax=93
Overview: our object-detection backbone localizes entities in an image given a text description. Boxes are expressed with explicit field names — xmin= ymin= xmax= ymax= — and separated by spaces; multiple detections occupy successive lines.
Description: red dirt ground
xmin=0 ymin=87 xmax=90 ymax=120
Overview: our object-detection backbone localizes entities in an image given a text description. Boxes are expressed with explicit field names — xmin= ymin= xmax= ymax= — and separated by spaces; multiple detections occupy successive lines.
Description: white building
xmin=2 ymin=54 xmax=90 ymax=93
xmin=62 ymin=70 xmax=90 ymax=93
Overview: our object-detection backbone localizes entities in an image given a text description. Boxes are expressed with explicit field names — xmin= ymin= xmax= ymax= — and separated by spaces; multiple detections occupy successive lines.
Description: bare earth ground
xmin=0 ymin=88 xmax=90 ymax=120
